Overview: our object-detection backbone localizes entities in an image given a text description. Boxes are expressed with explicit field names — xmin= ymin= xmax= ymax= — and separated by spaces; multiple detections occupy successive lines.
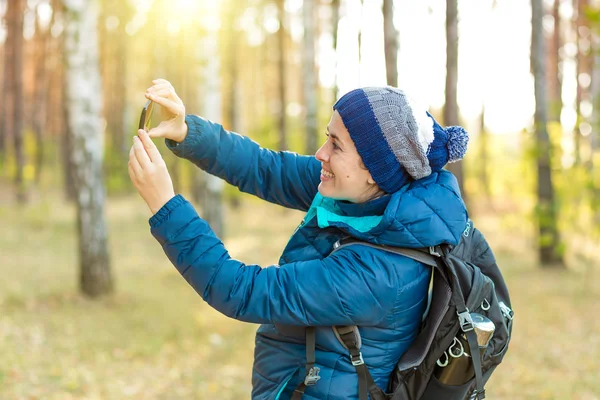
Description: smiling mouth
xmin=321 ymin=169 xmax=335 ymax=178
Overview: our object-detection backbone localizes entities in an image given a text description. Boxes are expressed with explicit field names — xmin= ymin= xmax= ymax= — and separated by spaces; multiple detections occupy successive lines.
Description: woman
xmin=128 ymin=79 xmax=469 ymax=400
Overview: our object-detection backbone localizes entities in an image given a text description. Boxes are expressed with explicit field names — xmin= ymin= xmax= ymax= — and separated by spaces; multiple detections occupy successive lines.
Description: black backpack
xmin=292 ymin=219 xmax=514 ymax=400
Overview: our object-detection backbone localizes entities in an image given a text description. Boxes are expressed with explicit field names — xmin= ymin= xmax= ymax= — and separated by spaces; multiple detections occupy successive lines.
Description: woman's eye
xmin=332 ymin=142 xmax=340 ymax=150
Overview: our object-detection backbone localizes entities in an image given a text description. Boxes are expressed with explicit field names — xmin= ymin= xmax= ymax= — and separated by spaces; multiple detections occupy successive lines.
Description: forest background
xmin=1 ymin=0 xmax=599 ymax=398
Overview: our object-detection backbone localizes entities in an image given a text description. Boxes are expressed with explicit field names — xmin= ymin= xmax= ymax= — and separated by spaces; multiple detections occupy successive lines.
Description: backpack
xmin=292 ymin=219 xmax=514 ymax=400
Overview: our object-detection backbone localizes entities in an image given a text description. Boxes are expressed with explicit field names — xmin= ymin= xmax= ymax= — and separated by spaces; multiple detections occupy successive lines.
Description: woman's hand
xmin=128 ymin=129 xmax=176 ymax=215
xmin=145 ymin=79 xmax=188 ymax=143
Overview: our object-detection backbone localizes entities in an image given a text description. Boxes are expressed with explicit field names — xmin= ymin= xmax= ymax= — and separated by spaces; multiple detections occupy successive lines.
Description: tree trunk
xmin=63 ymin=0 xmax=113 ymax=296
xmin=33 ymin=4 xmax=51 ymax=185
xmin=547 ymin=0 xmax=562 ymax=122
xmin=479 ymin=104 xmax=491 ymax=202
xmin=221 ymin=2 xmax=242 ymax=209
xmin=3 ymin=0 xmax=26 ymax=202
xmin=383 ymin=0 xmax=399 ymax=87
xmin=589 ymin=23 xmax=599 ymax=224
xmin=277 ymin=0 xmax=287 ymax=151
xmin=531 ymin=0 xmax=564 ymax=267
xmin=199 ymin=35 xmax=225 ymax=239
xmin=444 ymin=0 xmax=466 ymax=201
xmin=62 ymin=99 xmax=77 ymax=201
xmin=303 ymin=0 xmax=318 ymax=154
xmin=114 ymin=26 xmax=129 ymax=156
xmin=0 ymin=3 xmax=8 ymax=164
xmin=331 ymin=0 xmax=341 ymax=100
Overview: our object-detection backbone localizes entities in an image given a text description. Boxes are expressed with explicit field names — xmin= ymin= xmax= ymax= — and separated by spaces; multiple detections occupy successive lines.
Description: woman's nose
xmin=315 ymin=143 xmax=328 ymax=162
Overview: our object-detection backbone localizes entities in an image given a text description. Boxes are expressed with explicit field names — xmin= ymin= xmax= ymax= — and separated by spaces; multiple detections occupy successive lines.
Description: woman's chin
xmin=317 ymin=183 xmax=332 ymax=197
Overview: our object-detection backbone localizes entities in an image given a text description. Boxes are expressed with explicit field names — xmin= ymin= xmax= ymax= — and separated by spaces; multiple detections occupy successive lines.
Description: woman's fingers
xmin=127 ymin=162 xmax=136 ymax=184
xmin=137 ymin=129 xmax=163 ymax=163
xmin=147 ymin=83 xmax=172 ymax=95
xmin=145 ymin=121 xmax=166 ymax=138
xmin=145 ymin=92 xmax=183 ymax=115
xmin=133 ymin=135 xmax=151 ymax=169
xmin=129 ymin=145 xmax=143 ymax=176
xmin=148 ymin=88 xmax=182 ymax=103
xmin=152 ymin=78 xmax=172 ymax=86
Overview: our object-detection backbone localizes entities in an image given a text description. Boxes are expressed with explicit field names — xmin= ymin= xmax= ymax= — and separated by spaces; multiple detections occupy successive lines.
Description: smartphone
xmin=138 ymin=100 xmax=154 ymax=131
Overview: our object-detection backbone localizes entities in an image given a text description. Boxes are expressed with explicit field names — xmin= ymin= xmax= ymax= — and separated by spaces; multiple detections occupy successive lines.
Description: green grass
xmin=1 ymin=192 xmax=599 ymax=399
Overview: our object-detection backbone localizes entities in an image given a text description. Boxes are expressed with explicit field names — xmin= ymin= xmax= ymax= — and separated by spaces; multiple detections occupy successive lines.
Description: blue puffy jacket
xmin=149 ymin=115 xmax=469 ymax=399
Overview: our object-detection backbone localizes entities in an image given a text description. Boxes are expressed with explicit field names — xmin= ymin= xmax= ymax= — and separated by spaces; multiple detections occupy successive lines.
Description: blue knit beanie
xmin=333 ymin=87 xmax=469 ymax=193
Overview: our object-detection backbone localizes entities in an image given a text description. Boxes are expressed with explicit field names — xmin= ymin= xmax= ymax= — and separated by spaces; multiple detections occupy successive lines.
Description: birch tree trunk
xmin=444 ymin=0 xmax=466 ymax=202
xmin=531 ymin=0 xmax=564 ymax=267
xmin=383 ymin=0 xmax=398 ymax=87
xmin=303 ymin=0 xmax=318 ymax=154
xmin=199 ymin=35 xmax=225 ymax=238
xmin=63 ymin=0 xmax=113 ymax=296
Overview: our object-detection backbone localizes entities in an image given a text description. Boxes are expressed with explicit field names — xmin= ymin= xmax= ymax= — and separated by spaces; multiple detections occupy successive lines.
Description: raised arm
xmin=150 ymin=195 xmax=413 ymax=326
xmin=165 ymin=115 xmax=321 ymax=211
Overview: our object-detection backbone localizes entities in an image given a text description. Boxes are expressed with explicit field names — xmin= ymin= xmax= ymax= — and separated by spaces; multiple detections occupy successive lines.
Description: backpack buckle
xmin=499 ymin=301 xmax=514 ymax=321
xmin=457 ymin=310 xmax=474 ymax=332
xmin=351 ymin=352 xmax=365 ymax=366
xmin=304 ymin=366 xmax=321 ymax=386
xmin=429 ymin=246 xmax=442 ymax=257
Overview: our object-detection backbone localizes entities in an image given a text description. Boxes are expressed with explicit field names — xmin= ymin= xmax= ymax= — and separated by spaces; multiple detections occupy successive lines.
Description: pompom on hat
xmin=333 ymin=86 xmax=469 ymax=193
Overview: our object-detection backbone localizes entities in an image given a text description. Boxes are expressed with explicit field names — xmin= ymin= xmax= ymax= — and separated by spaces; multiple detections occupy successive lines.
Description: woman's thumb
xmin=146 ymin=122 xmax=167 ymax=138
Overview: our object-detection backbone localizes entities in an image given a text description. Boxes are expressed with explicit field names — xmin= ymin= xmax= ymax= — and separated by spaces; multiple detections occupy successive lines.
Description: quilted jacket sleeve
xmin=165 ymin=115 xmax=321 ymax=212
xmin=150 ymin=195 xmax=403 ymax=326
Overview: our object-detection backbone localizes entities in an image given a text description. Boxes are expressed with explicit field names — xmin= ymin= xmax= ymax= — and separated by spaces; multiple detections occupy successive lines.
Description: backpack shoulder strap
xmin=332 ymin=325 xmax=387 ymax=400
xmin=329 ymin=238 xmax=442 ymax=400
xmin=332 ymin=236 xmax=441 ymax=268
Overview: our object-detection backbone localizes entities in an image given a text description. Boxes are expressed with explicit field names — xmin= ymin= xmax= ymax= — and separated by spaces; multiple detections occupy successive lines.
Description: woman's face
xmin=315 ymin=111 xmax=381 ymax=203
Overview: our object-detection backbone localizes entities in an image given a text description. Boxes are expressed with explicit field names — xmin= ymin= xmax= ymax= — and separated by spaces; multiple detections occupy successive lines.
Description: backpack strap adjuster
xmin=457 ymin=309 xmax=474 ymax=332
xmin=351 ymin=352 xmax=365 ymax=366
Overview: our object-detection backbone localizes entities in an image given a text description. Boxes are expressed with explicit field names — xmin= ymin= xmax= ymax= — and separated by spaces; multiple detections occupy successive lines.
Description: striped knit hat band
xmin=333 ymin=87 xmax=469 ymax=194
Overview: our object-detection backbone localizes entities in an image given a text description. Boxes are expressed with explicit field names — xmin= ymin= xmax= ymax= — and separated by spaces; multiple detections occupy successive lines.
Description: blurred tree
xmin=358 ymin=0 xmax=363 ymax=75
xmin=587 ymin=6 xmax=599 ymax=223
xmin=99 ymin=0 xmax=133 ymax=158
xmin=383 ymin=0 xmax=398 ymax=87
xmin=62 ymin=0 xmax=113 ymax=296
xmin=44 ymin=0 xmax=76 ymax=200
xmin=199 ymin=33 xmax=225 ymax=238
xmin=2 ymin=0 xmax=26 ymax=202
xmin=0 ymin=2 xmax=6 ymax=165
xmin=547 ymin=0 xmax=563 ymax=122
xmin=331 ymin=0 xmax=340 ymax=99
xmin=222 ymin=0 xmax=240 ymax=133
xmin=32 ymin=0 xmax=52 ymax=185
xmin=303 ymin=0 xmax=318 ymax=154
xmin=478 ymin=104 xmax=492 ymax=202
xmin=477 ymin=1 xmax=499 ymax=205
xmin=276 ymin=0 xmax=287 ymax=151
xmin=444 ymin=0 xmax=466 ymax=202
xmin=573 ymin=0 xmax=593 ymax=165
xmin=221 ymin=1 xmax=243 ymax=209
xmin=531 ymin=0 xmax=564 ymax=267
